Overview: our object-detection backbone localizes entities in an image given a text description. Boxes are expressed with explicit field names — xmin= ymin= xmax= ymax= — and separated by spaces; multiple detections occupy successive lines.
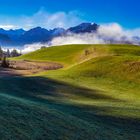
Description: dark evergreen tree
xmin=1 ymin=56 xmax=9 ymax=68
xmin=6 ymin=49 xmax=11 ymax=57
xmin=10 ymin=49 xmax=20 ymax=57
xmin=0 ymin=46 xmax=3 ymax=60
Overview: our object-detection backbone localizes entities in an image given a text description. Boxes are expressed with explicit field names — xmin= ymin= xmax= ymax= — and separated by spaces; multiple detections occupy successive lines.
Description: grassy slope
xmin=15 ymin=44 xmax=111 ymax=67
xmin=1 ymin=44 xmax=140 ymax=139
xmin=38 ymin=45 xmax=140 ymax=118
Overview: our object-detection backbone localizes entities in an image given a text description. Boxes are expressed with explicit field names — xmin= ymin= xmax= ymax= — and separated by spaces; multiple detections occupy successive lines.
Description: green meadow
xmin=1 ymin=44 xmax=140 ymax=139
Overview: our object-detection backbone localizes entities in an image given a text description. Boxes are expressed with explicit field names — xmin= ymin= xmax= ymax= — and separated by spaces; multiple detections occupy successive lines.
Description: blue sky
xmin=0 ymin=0 xmax=139 ymax=29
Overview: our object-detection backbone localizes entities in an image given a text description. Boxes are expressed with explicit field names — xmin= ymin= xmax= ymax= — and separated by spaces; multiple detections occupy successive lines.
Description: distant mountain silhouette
xmin=18 ymin=27 xmax=50 ymax=44
xmin=0 ymin=22 xmax=139 ymax=46
xmin=67 ymin=23 xmax=99 ymax=33
xmin=0 ymin=23 xmax=99 ymax=45
xmin=0 ymin=28 xmax=25 ymax=39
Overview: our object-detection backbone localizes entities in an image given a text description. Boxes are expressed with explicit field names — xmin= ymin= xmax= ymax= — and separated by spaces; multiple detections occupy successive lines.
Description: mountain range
xmin=0 ymin=22 xmax=139 ymax=46
xmin=0 ymin=23 xmax=99 ymax=46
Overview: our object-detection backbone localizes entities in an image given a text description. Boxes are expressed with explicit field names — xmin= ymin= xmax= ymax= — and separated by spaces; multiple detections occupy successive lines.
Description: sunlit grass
xmin=2 ymin=44 xmax=140 ymax=139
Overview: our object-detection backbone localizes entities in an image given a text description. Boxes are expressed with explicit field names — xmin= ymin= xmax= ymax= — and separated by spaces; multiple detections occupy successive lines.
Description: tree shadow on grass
xmin=0 ymin=76 xmax=121 ymax=102
xmin=0 ymin=76 xmax=140 ymax=140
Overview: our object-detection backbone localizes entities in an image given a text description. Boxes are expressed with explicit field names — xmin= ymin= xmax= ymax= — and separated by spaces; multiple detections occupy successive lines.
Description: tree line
xmin=0 ymin=46 xmax=21 ymax=68
xmin=0 ymin=46 xmax=21 ymax=60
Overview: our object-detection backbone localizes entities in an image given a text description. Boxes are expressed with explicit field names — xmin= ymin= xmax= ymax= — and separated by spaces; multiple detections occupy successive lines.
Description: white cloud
xmin=98 ymin=23 xmax=124 ymax=38
xmin=21 ymin=43 xmax=49 ymax=54
xmin=50 ymin=33 xmax=105 ymax=46
xmin=98 ymin=23 xmax=140 ymax=38
xmin=0 ymin=25 xmax=18 ymax=30
xmin=0 ymin=9 xmax=84 ymax=30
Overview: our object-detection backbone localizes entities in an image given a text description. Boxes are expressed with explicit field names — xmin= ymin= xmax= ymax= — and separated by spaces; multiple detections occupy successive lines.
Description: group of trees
xmin=0 ymin=46 xmax=21 ymax=60
xmin=0 ymin=46 xmax=21 ymax=68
